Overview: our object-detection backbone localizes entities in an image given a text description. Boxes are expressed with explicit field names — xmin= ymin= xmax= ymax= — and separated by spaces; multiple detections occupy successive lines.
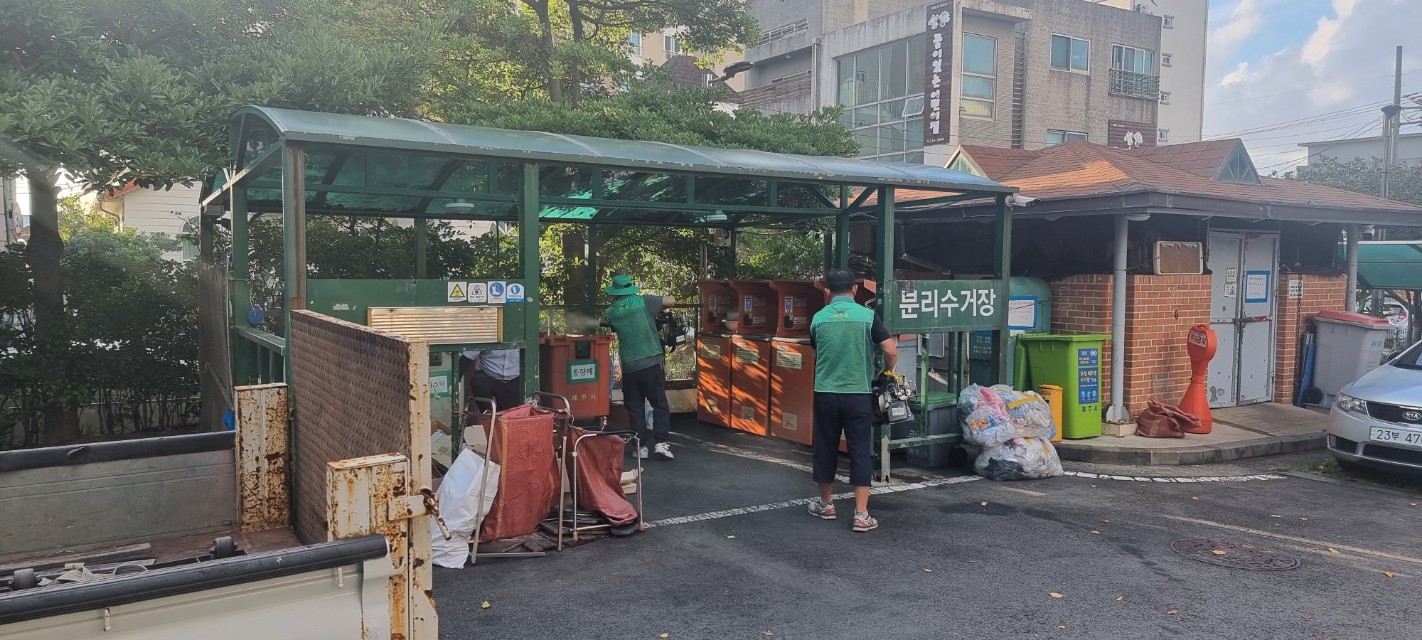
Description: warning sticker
xmin=740 ymin=405 xmax=754 ymax=420
xmin=735 ymin=345 xmax=760 ymax=364
xmin=506 ymin=282 xmax=526 ymax=302
xmin=776 ymin=348 xmax=802 ymax=370
xmin=447 ymin=282 xmax=467 ymax=303
xmin=488 ymin=281 xmax=507 ymax=304
xmin=468 ymin=282 xmax=488 ymax=303
xmin=783 ymin=413 xmax=798 ymax=431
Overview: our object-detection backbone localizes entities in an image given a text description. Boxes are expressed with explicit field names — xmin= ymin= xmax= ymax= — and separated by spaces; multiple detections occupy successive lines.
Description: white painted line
xmin=644 ymin=475 xmax=983 ymax=529
xmin=1002 ymin=487 xmax=1047 ymax=497
xmin=1162 ymin=515 xmax=1422 ymax=567
xmin=1063 ymin=471 xmax=1286 ymax=483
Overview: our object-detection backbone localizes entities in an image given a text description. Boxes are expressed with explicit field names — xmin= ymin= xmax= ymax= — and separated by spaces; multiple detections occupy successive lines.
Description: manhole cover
xmin=1170 ymin=538 xmax=1301 ymax=571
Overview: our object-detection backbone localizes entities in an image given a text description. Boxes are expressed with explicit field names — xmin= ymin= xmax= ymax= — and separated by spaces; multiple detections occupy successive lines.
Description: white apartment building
xmin=1298 ymin=132 xmax=1422 ymax=166
xmin=739 ymin=0 xmax=1207 ymax=163
xmin=1098 ymin=0 xmax=1208 ymax=144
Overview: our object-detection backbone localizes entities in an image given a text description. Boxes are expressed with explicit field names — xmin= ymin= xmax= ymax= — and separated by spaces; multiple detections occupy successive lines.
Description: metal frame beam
xmin=519 ymin=164 xmax=542 ymax=401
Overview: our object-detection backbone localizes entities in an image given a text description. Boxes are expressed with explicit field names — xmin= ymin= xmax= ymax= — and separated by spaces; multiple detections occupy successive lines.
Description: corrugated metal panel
xmin=367 ymin=306 xmax=501 ymax=344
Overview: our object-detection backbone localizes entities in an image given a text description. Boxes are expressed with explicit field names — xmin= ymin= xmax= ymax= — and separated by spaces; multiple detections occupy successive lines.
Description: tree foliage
xmin=1286 ymin=157 xmax=1422 ymax=240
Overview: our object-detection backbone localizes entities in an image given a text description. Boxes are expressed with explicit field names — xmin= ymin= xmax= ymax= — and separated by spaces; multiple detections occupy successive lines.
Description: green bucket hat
xmin=604 ymin=273 xmax=641 ymax=296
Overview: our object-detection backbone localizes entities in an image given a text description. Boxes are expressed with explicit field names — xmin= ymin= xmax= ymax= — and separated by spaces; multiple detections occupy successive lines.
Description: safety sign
xmin=488 ymin=281 xmax=507 ymax=304
xmin=468 ymin=281 xmax=488 ymax=303
xmin=447 ymin=282 xmax=467 ymax=303
xmin=507 ymin=282 xmax=525 ymax=302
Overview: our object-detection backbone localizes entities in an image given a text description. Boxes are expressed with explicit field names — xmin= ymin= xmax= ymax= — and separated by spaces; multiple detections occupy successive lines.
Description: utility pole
xmin=1373 ymin=45 xmax=1403 ymax=317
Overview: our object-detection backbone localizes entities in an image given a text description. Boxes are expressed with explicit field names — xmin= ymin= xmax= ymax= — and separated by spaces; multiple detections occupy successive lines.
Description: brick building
xmin=886 ymin=139 xmax=1422 ymax=418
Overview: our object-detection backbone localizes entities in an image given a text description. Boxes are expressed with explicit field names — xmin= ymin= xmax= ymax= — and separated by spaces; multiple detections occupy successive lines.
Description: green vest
xmin=810 ymin=296 xmax=877 ymax=394
xmin=607 ymin=295 xmax=663 ymax=364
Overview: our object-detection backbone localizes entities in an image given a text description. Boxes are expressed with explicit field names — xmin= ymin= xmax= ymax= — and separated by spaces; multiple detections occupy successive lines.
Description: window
xmin=836 ymin=36 xmax=927 ymax=162
xmin=1159 ymin=91 xmax=1171 ymax=105
xmin=961 ymin=34 xmax=997 ymax=119
xmin=664 ymin=34 xmax=683 ymax=61
xmin=1050 ymin=35 xmax=1090 ymax=72
xmin=949 ymin=153 xmax=983 ymax=177
xmin=1110 ymin=44 xmax=1159 ymax=98
xmin=1162 ymin=15 xmax=1174 ymax=28
xmin=1214 ymin=145 xmax=1261 ymax=184
xmin=629 ymin=33 xmax=643 ymax=57
xmin=1158 ymin=128 xmax=1170 ymax=143
xmin=1046 ymin=130 xmax=1088 ymax=145
xmin=1161 ymin=53 xmax=1172 ymax=67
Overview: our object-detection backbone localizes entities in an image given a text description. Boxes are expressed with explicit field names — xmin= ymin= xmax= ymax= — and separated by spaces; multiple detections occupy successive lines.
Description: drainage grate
xmin=1170 ymin=538 xmax=1301 ymax=571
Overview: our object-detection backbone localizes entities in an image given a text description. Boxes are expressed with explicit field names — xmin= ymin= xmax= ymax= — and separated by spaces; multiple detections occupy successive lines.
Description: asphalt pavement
xmin=436 ymin=420 xmax=1422 ymax=640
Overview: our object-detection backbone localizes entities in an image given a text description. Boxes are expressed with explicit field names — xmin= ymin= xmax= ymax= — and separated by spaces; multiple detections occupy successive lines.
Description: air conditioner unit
xmin=1154 ymin=241 xmax=1204 ymax=275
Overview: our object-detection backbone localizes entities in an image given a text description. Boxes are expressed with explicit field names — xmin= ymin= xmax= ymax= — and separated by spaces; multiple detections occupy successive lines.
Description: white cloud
xmin=1203 ymin=0 xmax=1417 ymax=173
xmin=1208 ymin=0 xmax=1264 ymax=63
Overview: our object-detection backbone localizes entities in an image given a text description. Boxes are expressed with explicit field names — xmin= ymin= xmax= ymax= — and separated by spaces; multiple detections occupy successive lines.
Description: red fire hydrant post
xmin=1178 ymin=324 xmax=1216 ymax=433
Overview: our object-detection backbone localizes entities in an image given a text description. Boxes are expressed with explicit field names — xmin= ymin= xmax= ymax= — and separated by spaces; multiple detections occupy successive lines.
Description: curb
xmin=1054 ymin=431 xmax=1326 ymax=466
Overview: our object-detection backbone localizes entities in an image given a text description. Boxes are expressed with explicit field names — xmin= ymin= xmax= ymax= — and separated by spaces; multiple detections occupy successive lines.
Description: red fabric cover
xmin=1135 ymin=398 xmax=1200 ymax=438
xmin=566 ymin=427 xmax=639 ymax=527
xmin=478 ymin=404 xmax=558 ymax=542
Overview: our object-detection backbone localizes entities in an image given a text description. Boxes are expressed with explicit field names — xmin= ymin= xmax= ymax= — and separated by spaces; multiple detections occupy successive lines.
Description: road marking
xmin=1162 ymin=515 xmax=1422 ymax=567
xmin=670 ymin=431 xmax=852 ymax=483
xmin=1064 ymin=471 xmax=1286 ymax=483
xmin=1002 ymin=487 xmax=1047 ymax=497
xmin=644 ymin=475 xmax=983 ymax=528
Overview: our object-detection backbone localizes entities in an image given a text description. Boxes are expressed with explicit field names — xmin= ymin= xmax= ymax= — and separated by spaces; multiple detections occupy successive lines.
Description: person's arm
xmin=661 ymin=295 xmax=676 ymax=308
xmin=871 ymin=316 xmax=897 ymax=372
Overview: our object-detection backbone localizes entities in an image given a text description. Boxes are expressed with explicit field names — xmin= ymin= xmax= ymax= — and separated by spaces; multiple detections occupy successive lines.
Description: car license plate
xmin=1369 ymin=427 xmax=1422 ymax=446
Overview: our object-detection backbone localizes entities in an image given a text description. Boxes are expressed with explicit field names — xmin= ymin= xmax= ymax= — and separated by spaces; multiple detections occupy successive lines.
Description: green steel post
xmin=230 ymin=187 xmax=256 ymax=384
xmin=835 ymin=212 xmax=850 ymax=269
xmin=199 ymin=215 xmax=214 ymax=262
xmin=414 ymin=218 xmax=428 ymax=279
xmin=520 ymin=163 xmax=542 ymax=401
xmin=993 ymin=193 xmax=1012 ymax=384
xmin=875 ymin=187 xmax=894 ymax=323
xmin=585 ymin=225 xmax=599 ymax=317
xmin=282 ymin=144 xmax=306 ymax=385
xmin=726 ymin=228 xmax=739 ymax=278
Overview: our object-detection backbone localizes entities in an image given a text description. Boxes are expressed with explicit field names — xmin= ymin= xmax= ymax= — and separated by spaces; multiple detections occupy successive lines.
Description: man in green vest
xmin=605 ymin=272 xmax=677 ymax=459
xmin=806 ymin=268 xmax=897 ymax=532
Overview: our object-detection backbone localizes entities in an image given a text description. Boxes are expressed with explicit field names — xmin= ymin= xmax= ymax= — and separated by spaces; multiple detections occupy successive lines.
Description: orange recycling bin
xmin=731 ymin=280 xmax=777 ymax=336
xmin=1178 ymin=324 xmax=1216 ymax=433
xmin=771 ymin=280 xmax=826 ymax=339
xmin=697 ymin=333 xmax=733 ymax=427
xmin=770 ymin=339 xmax=816 ymax=445
xmin=539 ymin=334 xmax=613 ymax=419
xmin=1038 ymin=384 xmax=1064 ymax=443
xmin=729 ymin=336 xmax=772 ymax=436
xmin=698 ymin=280 xmax=737 ymax=333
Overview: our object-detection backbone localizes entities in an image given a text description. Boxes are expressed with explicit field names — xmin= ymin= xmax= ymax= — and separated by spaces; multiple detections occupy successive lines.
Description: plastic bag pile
xmin=958 ymin=384 xmax=1064 ymax=481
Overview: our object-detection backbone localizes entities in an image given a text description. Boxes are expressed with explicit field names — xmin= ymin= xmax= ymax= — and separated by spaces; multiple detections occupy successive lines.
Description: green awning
xmin=207 ymin=105 xmax=1013 ymax=225
xmin=1341 ymin=241 xmax=1422 ymax=289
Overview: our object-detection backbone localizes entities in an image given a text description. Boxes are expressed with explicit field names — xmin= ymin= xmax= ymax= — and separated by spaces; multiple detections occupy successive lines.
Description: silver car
xmin=1327 ymin=340 xmax=1422 ymax=473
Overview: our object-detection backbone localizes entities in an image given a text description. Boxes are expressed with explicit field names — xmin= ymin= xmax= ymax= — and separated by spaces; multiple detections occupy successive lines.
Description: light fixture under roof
xmin=445 ymin=199 xmax=474 ymax=214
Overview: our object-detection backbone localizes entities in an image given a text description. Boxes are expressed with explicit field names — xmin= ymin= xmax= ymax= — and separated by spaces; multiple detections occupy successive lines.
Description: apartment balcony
xmin=1110 ymin=69 xmax=1160 ymax=100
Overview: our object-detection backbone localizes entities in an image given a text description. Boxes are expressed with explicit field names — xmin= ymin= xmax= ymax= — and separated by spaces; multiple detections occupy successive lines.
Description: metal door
xmin=1206 ymin=231 xmax=1278 ymax=407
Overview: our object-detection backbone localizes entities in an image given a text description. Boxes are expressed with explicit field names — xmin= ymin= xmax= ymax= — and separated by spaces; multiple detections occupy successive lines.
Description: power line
xmin=1189 ymin=101 xmax=1388 ymax=142
xmin=1255 ymin=120 xmax=1380 ymax=173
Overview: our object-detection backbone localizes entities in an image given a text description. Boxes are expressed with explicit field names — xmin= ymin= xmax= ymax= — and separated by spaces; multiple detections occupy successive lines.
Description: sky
xmin=1204 ymin=0 xmax=1420 ymax=174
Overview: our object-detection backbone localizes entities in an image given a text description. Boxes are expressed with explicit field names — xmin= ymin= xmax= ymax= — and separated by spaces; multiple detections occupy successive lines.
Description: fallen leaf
xmin=726 ymin=535 xmax=736 ymax=539
xmin=923 ymin=568 xmax=933 ymax=573
xmin=1167 ymin=609 xmax=1179 ymax=615
xmin=1384 ymin=571 xmax=1395 ymax=578
xmin=1270 ymin=514 xmax=1282 ymax=518
xmin=1102 ymin=519 xmax=1111 ymax=523
xmin=981 ymin=501 xmax=989 ymax=506
xmin=1212 ymin=550 xmax=1227 ymax=556
xmin=1049 ymin=592 xmax=1065 ymax=599
xmin=1410 ymin=503 xmax=1417 ymax=507
xmin=1328 ymin=548 xmax=1339 ymax=554
xmin=660 ymin=634 xmax=669 ymax=638
xmin=1058 ymin=625 xmax=1067 ymax=629
xmin=1191 ymin=496 xmax=1199 ymax=501
xmin=1116 ymin=596 xmax=1125 ymax=601
xmin=1090 ymin=530 xmax=1101 ymax=535
xmin=1300 ymin=517 xmax=1310 ymax=522
xmin=762 ymin=632 xmax=776 ymax=637
xmin=1091 ymin=484 xmax=1098 ymax=488
xmin=481 ymin=600 xmax=492 ymax=609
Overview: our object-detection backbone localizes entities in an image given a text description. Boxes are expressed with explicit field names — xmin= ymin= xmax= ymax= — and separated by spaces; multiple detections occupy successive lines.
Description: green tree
xmin=1286 ymin=157 xmax=1422 ymax=240
xmin=0 ymin=0 xmax=436 ymax=442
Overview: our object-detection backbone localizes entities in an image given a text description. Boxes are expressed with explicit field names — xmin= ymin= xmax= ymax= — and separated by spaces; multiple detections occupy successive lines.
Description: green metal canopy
xmin=204 ymin=105 xmax=1012 ymax=226
xmin=1349 ymin=241 xmax=1422 ymax=289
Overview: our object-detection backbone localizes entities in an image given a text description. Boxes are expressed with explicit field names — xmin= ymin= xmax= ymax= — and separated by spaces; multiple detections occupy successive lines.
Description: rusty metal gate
xmin=286 ymin=310 xmax=436 ymax=636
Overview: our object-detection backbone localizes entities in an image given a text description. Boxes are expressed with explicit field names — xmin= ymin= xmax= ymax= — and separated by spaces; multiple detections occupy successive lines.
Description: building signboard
xmin=923 ymin=1 xmax=955 ymax=146
xmin=1107 ymin=120 xmax=1158 ymax=149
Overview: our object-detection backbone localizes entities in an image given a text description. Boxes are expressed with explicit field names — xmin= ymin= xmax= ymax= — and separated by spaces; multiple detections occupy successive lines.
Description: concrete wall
xmin=1152 ymin=0 xmax=1207 ymax=143
xmin=1020 ymin=0 xmax=1160 ymax=149
xmin=0 ymin=433 xmax=236 ymax=558
xmin=958 ymin=12 xmax=1021 ymax=147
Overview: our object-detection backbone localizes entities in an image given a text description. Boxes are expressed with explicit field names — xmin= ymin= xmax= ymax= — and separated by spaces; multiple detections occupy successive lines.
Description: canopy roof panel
xmin=212 ymin=106 xmax=1012 ymax=224
xmin=1342 ymin=241 xmax=1422 ymax=290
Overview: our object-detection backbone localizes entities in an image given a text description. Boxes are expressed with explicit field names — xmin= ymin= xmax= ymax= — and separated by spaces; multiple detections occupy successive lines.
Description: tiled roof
xmin=890 ymin=139 xmax=1421 ymax=214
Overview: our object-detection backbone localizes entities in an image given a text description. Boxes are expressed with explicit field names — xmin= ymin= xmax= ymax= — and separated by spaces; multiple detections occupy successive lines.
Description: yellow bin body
xmin=1038 ymin=384 xmax=1064 ymax=443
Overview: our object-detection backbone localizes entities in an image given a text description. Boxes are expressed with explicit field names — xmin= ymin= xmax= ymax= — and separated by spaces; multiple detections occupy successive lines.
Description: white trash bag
xmin=432 ymin=448 xmax=502 ymax=569
xmin=974 ymin=436 xmax=1064 ymax=481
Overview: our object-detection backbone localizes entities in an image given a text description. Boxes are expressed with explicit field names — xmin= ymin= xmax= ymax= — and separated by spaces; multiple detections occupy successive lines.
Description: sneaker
xmin=852 ymin=512 xmax=878 ymax=532
xmin=654 ymin=442 xmax=674 ymax=459
xmin=807 ymin=498 xmax=837 ymax=520
xmin=637 ymin=446 xmax=649 ymax=459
